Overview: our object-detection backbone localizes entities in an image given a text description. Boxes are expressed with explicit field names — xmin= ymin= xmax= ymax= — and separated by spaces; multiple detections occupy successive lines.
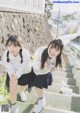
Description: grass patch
xmin=0 ymin=75 xmax=9 ymax=104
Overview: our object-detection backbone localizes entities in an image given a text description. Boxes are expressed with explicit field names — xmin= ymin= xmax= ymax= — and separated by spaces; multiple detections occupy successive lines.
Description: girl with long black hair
xmin=33 ymin=39 xmax=63 ymax=113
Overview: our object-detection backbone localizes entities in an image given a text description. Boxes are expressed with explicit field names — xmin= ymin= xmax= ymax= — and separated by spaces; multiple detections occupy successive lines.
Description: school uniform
xmin=32 ymin=46 xmax=56 ymax=89
xmin=2 ymin=48 xmax=32 ymax=91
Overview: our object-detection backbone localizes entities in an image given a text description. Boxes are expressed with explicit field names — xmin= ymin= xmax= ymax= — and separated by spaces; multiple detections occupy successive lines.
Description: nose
xmin=56 ymin=51 xmax=60 ymax=56
xmin=10 ymin=46 xmax=15 ymax=51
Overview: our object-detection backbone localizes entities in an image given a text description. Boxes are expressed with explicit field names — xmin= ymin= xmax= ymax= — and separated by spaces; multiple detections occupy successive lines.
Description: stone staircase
xmin=16 ymin=65 xmax=80 ymax=113
xmin=42 ymin=67 xmax=80 ymax=113
xmin=43 ymin=47 xmax=80 ymax=113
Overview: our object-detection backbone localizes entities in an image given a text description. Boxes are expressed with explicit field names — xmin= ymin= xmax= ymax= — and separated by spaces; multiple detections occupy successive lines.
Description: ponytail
xmin=6 ymin=49 xmax=23 ymax=63
xmin=19 ymin=49 xmax=23 ymax=63
xmin=7 ymin=51 xmax=10 ymax=62
xmin=56 ymin=52 xmax=62 ymax=67
xmin=41 ymin=48 xmax=48 ymax=69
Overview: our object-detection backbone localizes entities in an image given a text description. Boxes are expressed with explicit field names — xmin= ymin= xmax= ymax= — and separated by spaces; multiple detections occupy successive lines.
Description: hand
xmin=50 ymin=67 xmax=56 ymax=72
xmin=44 ymin=62 xmax=50 ymax=69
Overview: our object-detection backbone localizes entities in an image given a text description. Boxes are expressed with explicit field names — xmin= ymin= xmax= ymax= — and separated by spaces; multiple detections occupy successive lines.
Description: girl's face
xmin=7 ymin=42 xmax=21 ymax=56
xmin=48 ymin=47 xmax=60 ymax=58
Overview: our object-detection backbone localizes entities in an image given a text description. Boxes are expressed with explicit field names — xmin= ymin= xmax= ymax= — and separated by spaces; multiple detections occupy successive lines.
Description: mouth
xmin=11 ymin=52 xmax=16 ymax=55
xmin=11 ymin=51 xmax=15 ymax=53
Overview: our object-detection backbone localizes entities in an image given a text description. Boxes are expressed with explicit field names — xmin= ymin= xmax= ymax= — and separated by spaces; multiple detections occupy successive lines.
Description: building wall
xmin=0 ymin=0 xmax=45 ymax=14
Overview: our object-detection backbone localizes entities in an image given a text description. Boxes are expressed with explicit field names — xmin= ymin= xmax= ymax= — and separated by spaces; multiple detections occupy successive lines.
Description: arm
xmin=2 ymin=51 xmax=15 ymax=77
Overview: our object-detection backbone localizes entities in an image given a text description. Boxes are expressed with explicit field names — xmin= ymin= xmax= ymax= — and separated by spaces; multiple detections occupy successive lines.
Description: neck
xmin=48 ymin=56 xmax=52 ymax=59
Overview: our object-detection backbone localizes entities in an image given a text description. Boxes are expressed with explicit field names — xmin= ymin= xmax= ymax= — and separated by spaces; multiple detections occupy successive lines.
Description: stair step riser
xmin=53 ymin=76 xmax=76 ymax=85
xmin=44 ymin=91 xmax=80 ymax=112
xmin=52 ymin=71 xmax=74 ymax=78
xmin=47 ymin=84 xmax=79 ymax=94
xmin=41 ymin=107 xmax=77 ymax=113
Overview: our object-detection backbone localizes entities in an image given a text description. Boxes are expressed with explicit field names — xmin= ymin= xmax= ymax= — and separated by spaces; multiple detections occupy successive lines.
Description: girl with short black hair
xmin=2 ymin=35 xmax=32 ymax=113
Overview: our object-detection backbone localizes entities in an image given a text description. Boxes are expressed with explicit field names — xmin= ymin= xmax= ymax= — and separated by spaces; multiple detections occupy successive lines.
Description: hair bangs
xmin=50 ymin=39 xmax=63 ymax=51
xmin=6 ymin=35 xmax=22 ymax=47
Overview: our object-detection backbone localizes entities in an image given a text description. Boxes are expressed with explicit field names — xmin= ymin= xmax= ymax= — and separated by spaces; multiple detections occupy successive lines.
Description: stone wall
xmin=0 ymin=11 xmax=52 ymax=58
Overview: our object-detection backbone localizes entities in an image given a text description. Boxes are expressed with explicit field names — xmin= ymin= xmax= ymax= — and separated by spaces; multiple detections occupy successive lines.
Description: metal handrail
xmin=68 ymin=43 xmax=80 ymax=52
xmin=68 ymin=43 xmax=80 ymax=58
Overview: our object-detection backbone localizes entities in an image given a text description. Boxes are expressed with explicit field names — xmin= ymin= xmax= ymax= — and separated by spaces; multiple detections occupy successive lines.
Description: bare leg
xmin=19 ymin=86 xmax=25 ymax=92
xmin=35 ymin=87 xmax=43 ymax=97
xmin=33 ymin=87 xmax=45 ymax=113
xmin=10 ymin=78 xmax=18 ymax=104
xmin=9 ymin=77 xmax=19 ymax=113
xmin=19 ymin=85 xmax=26 ymax=101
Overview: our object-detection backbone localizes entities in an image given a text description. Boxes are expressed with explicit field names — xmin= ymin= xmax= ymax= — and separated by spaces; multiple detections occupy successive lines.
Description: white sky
xmin=50 ymin=0 xmax=80 ymax=13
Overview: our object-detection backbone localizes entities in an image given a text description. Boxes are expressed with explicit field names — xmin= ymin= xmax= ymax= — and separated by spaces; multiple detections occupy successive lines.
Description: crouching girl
xmin=2 ymin=35 xmax=32 ymax=113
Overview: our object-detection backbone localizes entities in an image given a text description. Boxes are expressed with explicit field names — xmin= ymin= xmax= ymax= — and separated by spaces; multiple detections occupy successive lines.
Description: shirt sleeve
xmin=2 ymin=51 xmax=15 ymax=77
xmin=15 ymin=49 xmax=31 ymax=79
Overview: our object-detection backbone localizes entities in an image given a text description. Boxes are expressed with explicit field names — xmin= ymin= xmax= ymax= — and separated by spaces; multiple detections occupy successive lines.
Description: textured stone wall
xmin=0 ymin=11 xmax=52 ymax=58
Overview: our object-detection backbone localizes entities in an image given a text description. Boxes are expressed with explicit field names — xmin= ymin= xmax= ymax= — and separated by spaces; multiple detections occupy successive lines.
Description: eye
xmin=14 ymin=45 xmax=17 ymax=47
xmin=56 ymin=48 xmax=59 ymax=51
xmin=13 ymin=43 xmax=18 ymax=47
xmin=7 ymin=44 xmax=11 ymax=47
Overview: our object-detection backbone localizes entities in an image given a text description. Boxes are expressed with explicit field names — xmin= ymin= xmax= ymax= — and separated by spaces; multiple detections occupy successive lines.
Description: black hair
xmin=6 ymin=35 xmax=23 ymax=47
xmin=19 ymin=48 xmax=23 ymax=63
xmin=6 ymin=35 xmax=23 ymax=63
xmin=7 ymin=51 xmax=10 ymax=62
xmin=41 ymin=39 xmax=63 ymax=69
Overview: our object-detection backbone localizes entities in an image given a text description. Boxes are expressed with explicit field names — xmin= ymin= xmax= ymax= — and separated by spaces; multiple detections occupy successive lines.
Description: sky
xmin=49 ymin=0 xmax=80 ymax=13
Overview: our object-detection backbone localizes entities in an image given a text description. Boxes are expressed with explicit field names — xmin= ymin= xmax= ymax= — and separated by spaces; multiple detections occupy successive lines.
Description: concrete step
xmin=17 ymin=102 xmax=34 ymax=113
xmin=29 ymin=106 xmax=78 ymax=113
xmin=44 ymin=91 xmax=80 ymax=112
xmin=17 ymin=102 xmax=78 ymax=113
xmin=52 ymin=71 xmax=74 ymax=78
xmin=67 ymin=55 xmax=75 ymax=66
xmin=59 ymin=66 xmax=73 ymax=73
xmin=53 ymin=76 xmax=76 ymax=86
xmin=41 ymin=107 xmax=78 ymax=113
xmin=47 ymin=83 xmax=79 ymax=94
xmin=17 ymin=89 xmax=80 ymax=113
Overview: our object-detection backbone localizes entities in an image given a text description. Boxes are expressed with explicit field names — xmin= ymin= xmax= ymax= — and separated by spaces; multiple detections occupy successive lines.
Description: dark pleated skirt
xmin=34 ymin=72 xmax=53 ymax=89
xmin=5 ymin=69 xmax=53 ymax=91
xmin=5 ymin=69 xmax=36 ymax=92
